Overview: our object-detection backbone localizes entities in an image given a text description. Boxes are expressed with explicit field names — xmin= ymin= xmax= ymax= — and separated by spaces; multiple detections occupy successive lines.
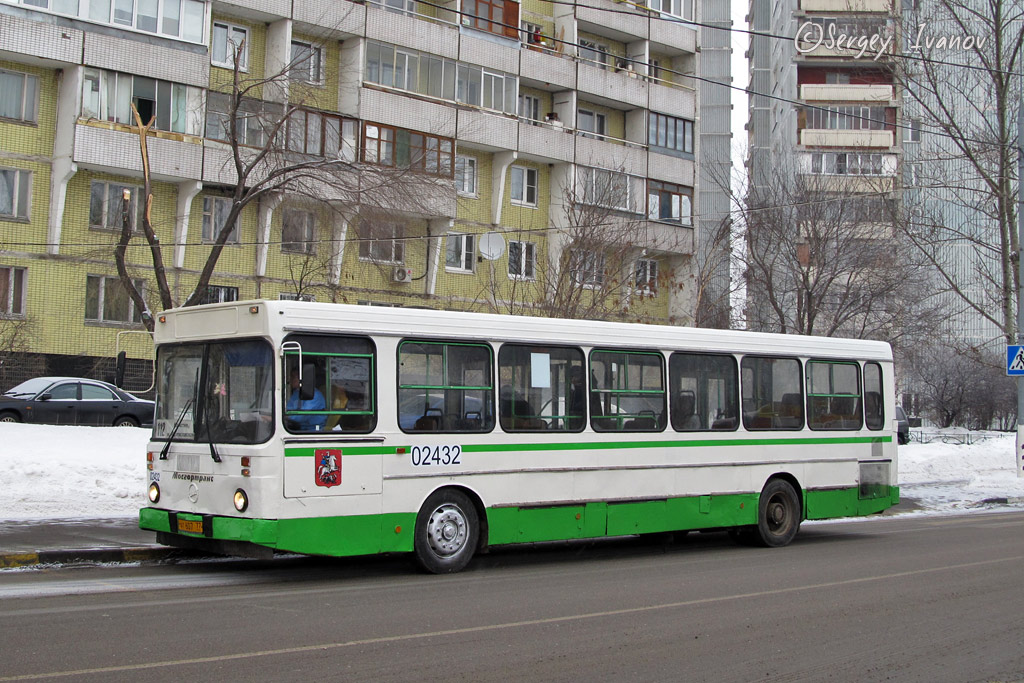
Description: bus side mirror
xmin=300 ymin=362 xmax=317 ymax=401
xmin=115 ymin=351 xmax=127 ymax=388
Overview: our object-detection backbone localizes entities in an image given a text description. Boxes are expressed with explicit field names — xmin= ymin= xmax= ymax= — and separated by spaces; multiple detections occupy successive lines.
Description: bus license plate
xmin=179 ymin=519 xmax=203 ymax=534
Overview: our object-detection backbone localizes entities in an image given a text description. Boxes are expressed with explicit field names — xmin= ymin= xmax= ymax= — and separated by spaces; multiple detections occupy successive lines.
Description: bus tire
xmin=413 ymin=489 xmax=479 ymax=574
xmin=754 ymin=479 xmax=801 ymax=547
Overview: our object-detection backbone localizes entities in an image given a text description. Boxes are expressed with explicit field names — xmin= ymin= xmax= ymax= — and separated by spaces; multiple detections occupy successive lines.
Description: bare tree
xmin=735 ymin=153 xmax=942 ymax=348
xmin=0 ymin=317 xmax=40 ymax=391
xmin=475 ymin=166 xmax=690 ymax=323
xmin=892 ymin=0 xmax=1024 ymax=350
xmin=114 ymin=36 xmax=446 ymax=330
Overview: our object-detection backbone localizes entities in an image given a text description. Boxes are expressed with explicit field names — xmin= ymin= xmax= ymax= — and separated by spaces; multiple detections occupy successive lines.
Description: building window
xmin=508 ymin=240 xmax=536 ymax=279
xmin=290 ymin=40 xmax=324 ymax=85
xmin=445 ymin=233 xmax=476 ymax=272
xmin=809 ymin=152 xmax=887 ymax=176
xmin=358 ymin=222 xmax=405 ymax=264
xmin=649 ymin=112 xmax=693 ymax=155
xmin=908 ymin=118 xmax=922 ymax=142
xmin=579 ymin=167 xmax=639 ymax=212
xmin=570 ymin=249 xmax=605 ymax=287
xmin=201 ymin=197 xmax=239 ymax=243
xmin=645 ymin=0 xmax=693 ymax=20
xmin=89 ymin=181 xmax=143 ymax=231
xmin=462 ymin=0 xmax=518 ymax=38
xmin=281 ymin=209 xmax=316 ymax=253
xmin=10 ymin=0 xmax=205 ymax=43
xmin=81 ymin=68 xmax=199 ymax=134
xmin=362 ymin=122 xmax=454 ymax=178
xmin=0 ymin=266 xmax=26 ymax=318
xmin=286 ymin=109 xmax=357 ymax=160
xmin=455 ymin=155 xmax=477 ymax=196
xmin=85 ymin=275 xmax=144 ymax=324
xmin=635 ymin=259 xmax=658 ymax=293
xmin=364 ymin=41 xmax=518 ymax=115
xmin=578 ymin=40 xmax=608 ymax=69
xmin=0 ymin=69 xmax=38 ymax=123
xmin=199 ymin=285 xmax=239 ymax=305
xmin=520 ymin=20 xmax=542 ymax=44
xmin=205 ymin=93 xmax=284 ymax=147
xmin=518 ymin=94 xmax=540 ymax=123
xmin=279 ymin=292 xmax=316 ymax=302
xmin=577 ymin=108 xmax=607 ymax=139
xmin=510 ymin=166 xmax=538 ymax=206
xmin=825 ymin=72 xmax=851 ymax=84
xmin=0 ymin=168 xmax=31 ymax=220
xmin=211 ymin=22 xmax=249 ymax=70
xmin=805 ymin=105 xmax=889 ymax=131
xmin=647 ymin=180 xmax=693 ymax=225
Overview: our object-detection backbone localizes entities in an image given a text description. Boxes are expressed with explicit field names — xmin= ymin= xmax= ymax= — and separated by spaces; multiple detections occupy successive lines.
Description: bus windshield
xmin=155 ymin=339 xmax=274 ymax=444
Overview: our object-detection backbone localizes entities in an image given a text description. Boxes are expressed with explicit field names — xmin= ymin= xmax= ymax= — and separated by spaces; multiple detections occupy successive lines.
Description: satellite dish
xmin=478 ymin=232 xmax=506 ymax=261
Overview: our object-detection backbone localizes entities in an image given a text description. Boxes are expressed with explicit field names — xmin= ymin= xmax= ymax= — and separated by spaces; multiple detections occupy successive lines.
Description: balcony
xmin=210 ymin=0 xmax=293 ymax=20
xmin=577 ymin=63 xmax=648 ymax=110
xmin=0 ymin=11 xmax=83 ymax=65
xmin=650 ymin=80 xmax=695 ymax=119
xmin=800 ymin=0 xmax=893 ymax=12
xmin=517 ymin=120 xmax=574 ymax=163
xmin=74 ymin=122 xmax=203 ymax=181
xmin=574 ymin=134 xmax=646 ymax=177
xmin=360 ymin=87 xmax=457 ymax=139
xmin=800 ymin=84 xmax=894 ymax=102
xmin=648 ymin=152 xmax=694 ymax=187
xmin=800 ymin=129 xmax=894 ymax=148
xmin=456 ymin=108 xmax=518 ymax=151
xmin=294 ymin=0 xmax=365 ymax=37
xmin=519 ymin=47 xmax=576 ymax=91
xmin=366 ymin=2 xmax=459 ymax=59
xmin=643 ymin=218 xmax=694 ymax=256
xmin=83 ymin=32 xmax=209 ymax=89
xmin=576 ymin=0 xmax=648 ymax=42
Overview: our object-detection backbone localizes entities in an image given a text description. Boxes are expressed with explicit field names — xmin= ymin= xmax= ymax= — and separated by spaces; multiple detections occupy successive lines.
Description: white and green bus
xmin=140 ymin=300 xmax=899 ymax=573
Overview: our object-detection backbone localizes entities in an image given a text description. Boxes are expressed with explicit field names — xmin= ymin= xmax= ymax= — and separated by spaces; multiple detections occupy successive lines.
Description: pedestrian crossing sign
xmin=1008 ymin=346 xmax=1024 ymax=375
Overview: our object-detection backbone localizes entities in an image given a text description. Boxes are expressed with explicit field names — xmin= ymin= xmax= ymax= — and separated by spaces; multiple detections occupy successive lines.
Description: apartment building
xmin=745 ymin=0 xmax=900 ymax=331
xmin=0 ymin=0 xmax=701 ymax=389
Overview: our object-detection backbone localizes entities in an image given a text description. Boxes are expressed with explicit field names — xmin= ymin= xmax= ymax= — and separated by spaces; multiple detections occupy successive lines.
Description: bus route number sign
xmin=410 ymin=445 xmax=462 ymax=467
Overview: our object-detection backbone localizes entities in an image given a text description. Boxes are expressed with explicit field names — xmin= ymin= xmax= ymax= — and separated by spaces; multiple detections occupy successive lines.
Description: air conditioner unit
xmin=393 ymin=267 xmax=413 ymax=283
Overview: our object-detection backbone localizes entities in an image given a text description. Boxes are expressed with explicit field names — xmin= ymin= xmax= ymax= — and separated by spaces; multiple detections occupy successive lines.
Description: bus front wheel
xmin=754 ymin=479 xmax=801 ymax=547
xmin=413 ymin=489 xmax=479 ymax=574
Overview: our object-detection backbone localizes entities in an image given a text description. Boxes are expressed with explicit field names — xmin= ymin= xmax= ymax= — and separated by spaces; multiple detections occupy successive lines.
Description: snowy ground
xmin=1 ymin=423 xmax=1023 ymax=521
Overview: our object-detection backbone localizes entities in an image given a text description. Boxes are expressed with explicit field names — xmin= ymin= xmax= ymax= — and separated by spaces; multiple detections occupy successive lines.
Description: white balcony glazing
xmin=800 ymin=129 xmax=894 ymax=148
xmin=800 ymin=84 xmax=894 ymax=102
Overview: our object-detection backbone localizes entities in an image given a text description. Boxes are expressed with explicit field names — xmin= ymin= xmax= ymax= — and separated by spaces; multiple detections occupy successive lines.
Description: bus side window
xmin=669 ymin=352 xmax=739 ymax=432
xmin=864 ymin=362 xmax=884 ymax=430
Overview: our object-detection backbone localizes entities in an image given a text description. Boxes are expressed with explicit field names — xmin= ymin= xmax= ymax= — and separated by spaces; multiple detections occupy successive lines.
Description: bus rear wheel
xmin=413 ymin=489 xmax=479 ymax=574
xmin=754 ymin=479 xmax=801 ymax=547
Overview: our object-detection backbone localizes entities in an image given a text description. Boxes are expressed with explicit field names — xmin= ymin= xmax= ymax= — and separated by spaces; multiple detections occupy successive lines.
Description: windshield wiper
xmin=159 ymin=399 xmax=193 ymax=460
xmin=203 ymin=395 xmax=222 ymax=463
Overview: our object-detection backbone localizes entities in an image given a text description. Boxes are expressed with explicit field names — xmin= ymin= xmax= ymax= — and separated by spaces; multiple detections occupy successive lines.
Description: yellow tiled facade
xmin=0 ymin=0 xmax=699 ymax=389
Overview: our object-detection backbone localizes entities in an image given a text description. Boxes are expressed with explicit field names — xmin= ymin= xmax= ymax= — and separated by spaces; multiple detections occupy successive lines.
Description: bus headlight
xmin=233 ymin=488 xmax=249 ymax=512
xmin=148 ymin=482 xmax=160 ymax=504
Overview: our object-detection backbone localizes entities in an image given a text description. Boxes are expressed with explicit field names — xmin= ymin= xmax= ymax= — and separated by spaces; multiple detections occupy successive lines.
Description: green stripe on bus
xmin=285 ymin=434 xmax=890 ymax=457
xmin=140 ymin=485 xmax=899 ymax=556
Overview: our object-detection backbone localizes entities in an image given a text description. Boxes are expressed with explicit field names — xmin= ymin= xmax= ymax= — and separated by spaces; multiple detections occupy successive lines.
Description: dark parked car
xmin=895 ymin=405 xmax=910 ymax=445
xmin=0 ymin=377 xmax=154 ymax=427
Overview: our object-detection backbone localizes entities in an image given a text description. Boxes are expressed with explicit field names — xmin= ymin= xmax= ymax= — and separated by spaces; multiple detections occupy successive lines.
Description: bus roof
xmin=155 ymin=300 xmax=894 ymax=362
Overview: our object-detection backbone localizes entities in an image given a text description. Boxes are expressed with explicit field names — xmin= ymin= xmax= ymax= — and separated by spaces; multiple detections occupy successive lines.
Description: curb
xmin=0 ymin=546 xmax=178 ymax=569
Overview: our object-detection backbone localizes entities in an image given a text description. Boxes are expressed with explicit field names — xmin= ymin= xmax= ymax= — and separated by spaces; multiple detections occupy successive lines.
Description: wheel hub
xmin=426 ymin=504 xmax=468 ymax=557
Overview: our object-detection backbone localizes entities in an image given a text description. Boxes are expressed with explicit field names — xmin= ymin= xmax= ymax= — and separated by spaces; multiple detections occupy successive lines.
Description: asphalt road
xmin=1 ymin=511 xmax=1023 ymax=682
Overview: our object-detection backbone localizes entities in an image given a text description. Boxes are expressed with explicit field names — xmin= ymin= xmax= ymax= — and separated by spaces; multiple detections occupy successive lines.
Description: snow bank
xmin=1 ymin=424 xmax=1023 ymax=521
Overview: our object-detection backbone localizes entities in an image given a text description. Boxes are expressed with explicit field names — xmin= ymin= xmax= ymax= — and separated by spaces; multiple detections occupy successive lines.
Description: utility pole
xmin=1017 ymin=87 xmax=1024 ymax=478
